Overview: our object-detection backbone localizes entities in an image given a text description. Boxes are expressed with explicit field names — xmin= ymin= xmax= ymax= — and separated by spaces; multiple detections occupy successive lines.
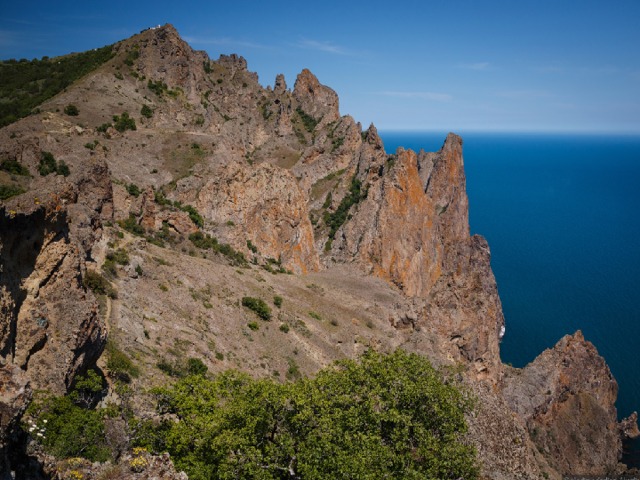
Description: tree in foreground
xmin=144 ymin=349 xmax=478 ymax=479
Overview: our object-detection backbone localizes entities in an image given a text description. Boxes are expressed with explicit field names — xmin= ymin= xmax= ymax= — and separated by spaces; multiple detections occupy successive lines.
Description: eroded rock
xmin=502 ymin=331 xmax=634 ymax=476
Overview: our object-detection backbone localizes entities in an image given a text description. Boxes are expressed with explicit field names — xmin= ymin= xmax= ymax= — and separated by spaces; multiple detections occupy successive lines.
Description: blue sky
xmin=1 ymin=0 xmax=639 ymax=133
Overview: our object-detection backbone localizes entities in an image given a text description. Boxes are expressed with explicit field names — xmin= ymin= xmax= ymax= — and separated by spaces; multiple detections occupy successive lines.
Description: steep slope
xmin=0 ymin=24 xmax=636 ymax=479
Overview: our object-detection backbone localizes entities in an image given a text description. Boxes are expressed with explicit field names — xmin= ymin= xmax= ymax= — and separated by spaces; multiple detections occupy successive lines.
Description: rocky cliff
xmin=0 ymin=24 xmax=636 ymax=479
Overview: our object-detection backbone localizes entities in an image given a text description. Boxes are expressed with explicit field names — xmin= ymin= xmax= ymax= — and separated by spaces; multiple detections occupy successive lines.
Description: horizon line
xmin=376 ymin=128 xmax=640 ymax=136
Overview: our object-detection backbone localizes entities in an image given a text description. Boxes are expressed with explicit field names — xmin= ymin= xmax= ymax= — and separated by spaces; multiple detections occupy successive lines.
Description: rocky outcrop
xmin=465 ymin=381 xmax=561 ymax=480
xmin=0 ymin=157 xmax=111 ymax=394
xmin=293 ymin=69 xmax=340 ymax=127
xmin=327 ymin=134 xmax=503 ymax=381
xmin=422 ymin=235 xmax=505 ymax=381
xmin=502 ymin=331 xmax=628 ymax=476
xmin=129 ymin=24 xmax=209 ymax=106
xmin=195 ymin=161 xmax=320 ymax=273
xmin=0 ymin=207 xmax=105 ymax=394
xmin=334 ymin=133 xmax=468 ymax=296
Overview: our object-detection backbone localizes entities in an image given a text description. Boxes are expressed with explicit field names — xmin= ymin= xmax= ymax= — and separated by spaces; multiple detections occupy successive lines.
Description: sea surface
xmin=380 ymin=131 xmax=640 ymax=466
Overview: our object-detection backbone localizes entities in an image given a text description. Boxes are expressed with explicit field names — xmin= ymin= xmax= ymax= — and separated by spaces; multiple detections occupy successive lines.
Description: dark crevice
xmin=0 ymin=208 xmax=67 ymax=362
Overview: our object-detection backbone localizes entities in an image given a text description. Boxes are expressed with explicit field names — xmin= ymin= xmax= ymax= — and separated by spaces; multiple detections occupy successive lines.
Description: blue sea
xmin=380 ymin=131 xmax=640 ymax=466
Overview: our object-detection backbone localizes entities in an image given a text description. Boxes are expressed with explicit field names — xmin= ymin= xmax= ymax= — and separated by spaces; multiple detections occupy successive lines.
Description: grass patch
xmin=296 ymin=107 xmax=319 ymax=133
xmin=0 ymin=183 xmax=25 ymax=200
xmin=105 ymin=339 xmax=139 ymax=383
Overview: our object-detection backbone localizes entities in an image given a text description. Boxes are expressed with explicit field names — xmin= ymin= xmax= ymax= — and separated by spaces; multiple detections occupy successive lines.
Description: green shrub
xmin=102 ymin=248 xmax=128 ymax=277
xmin=157 ymin=359 xmax=181 ymax=377
xmin=141 ymin=104 xmax=153 ymax=118
xmin=188 ymin=231 xmax=247 ymax=266
xmin=158 ymin=357 xmax=208 ymax=378
xmin=83 ymin=270 xmax=116 ymax=298
xmin=38 ymin=151 xmax=57 ymax=176
xmin=296 ymin=106 xmax=319 ymax=132
xmin=112 ymin=111 xmax=136 ymax=132
xmin=241 ymin=296 xmax=272 ymax=321
xmin=189 ymin=231 xmax=218 ymax=250
xmin=96 ymin=122 xmax=111 ymax=133
xmin=24 ymin=394 xmax=110 ymax=462
xmin=56 ymin=160 xmax=70 ymax=177
xmin=187 ymin=358 xmax=208 ymax=376
xmin=322 ymin=191 xmax=332 ymax=209
xmin=273 ymin=295 xmax=283 ymax=308
xmin=0 ymin=157 xmax=30 ymax=176
xmin=148 ymin=79 xmax=168 ymax=96
xmin=247 ymin=321 xmax=259 ymax=331
xmin=118 ymin=214 xmax=145 ymax=236
xmin=308 ymin=311 xmax=322 ymax=320
xmin=127 ymin=183 xmax=141 ymax=197
xmin=246 ymin=239 xmax=258 ymax=254
xmin=124 ymin=48 xmax=139 ymax=67
xmin=331 ymin=136 xmax=344 ymax=152
xmin=107 ymin=248 xmax=130 ymax=265
xmin=182 ymin=204 xmax=203 ymax=227
xmin=279 ymin=323 xmax=290 ymax=333
xmin=153 ymin=189 xmax=171 ymax=206
xmin=63 ymin=104 xmax=79 ymax=116
xmin=37 ymin=151 xmax=70 ymax=177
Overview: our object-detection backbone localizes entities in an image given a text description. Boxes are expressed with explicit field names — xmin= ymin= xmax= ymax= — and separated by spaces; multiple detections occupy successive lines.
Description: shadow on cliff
xmin=0 ymin=207 xmax=63 ymax=361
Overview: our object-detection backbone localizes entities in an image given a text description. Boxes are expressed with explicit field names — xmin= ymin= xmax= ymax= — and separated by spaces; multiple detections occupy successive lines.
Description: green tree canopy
xmin=144 ymin=349 xmax=478 ymax=479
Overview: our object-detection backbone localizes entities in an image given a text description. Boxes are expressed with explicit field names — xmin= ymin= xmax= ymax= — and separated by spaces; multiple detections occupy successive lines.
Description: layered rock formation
xmin=0 ymin=23 xmax=636 ymax=479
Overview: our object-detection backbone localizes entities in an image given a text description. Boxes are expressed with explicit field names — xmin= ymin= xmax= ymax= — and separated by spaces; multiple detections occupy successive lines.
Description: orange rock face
xmin=196 ymin=162 xmax=320 ymax=274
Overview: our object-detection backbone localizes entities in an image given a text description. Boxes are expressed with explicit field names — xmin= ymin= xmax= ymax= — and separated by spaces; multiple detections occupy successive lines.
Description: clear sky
xmin=1 ymin=0 xmax=639 ymax=133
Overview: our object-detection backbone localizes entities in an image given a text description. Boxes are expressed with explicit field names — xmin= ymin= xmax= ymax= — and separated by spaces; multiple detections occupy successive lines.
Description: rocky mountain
xmin=0 ymin=24 xmax=637 ymax=478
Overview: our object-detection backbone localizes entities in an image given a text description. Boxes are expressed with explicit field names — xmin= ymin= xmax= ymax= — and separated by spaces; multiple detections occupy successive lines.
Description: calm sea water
xmin=380 ymin=131 xmax=640 ymax=465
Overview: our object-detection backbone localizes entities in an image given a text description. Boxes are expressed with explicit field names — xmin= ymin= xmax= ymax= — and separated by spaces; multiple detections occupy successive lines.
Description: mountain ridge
xmin=0 ymin=23 xmax=637 ymax=479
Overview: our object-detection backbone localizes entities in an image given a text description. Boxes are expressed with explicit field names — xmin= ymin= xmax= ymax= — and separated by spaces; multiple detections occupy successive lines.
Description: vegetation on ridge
xmin=0 ymin=44 xmax=114 ymax=127
xmin=323 ymin=175 xmax=367 ymax=246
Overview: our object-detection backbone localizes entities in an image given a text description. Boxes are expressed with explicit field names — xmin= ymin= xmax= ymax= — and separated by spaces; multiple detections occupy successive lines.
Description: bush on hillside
xmin=140 ymin=349 xmax=478 ymax=480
